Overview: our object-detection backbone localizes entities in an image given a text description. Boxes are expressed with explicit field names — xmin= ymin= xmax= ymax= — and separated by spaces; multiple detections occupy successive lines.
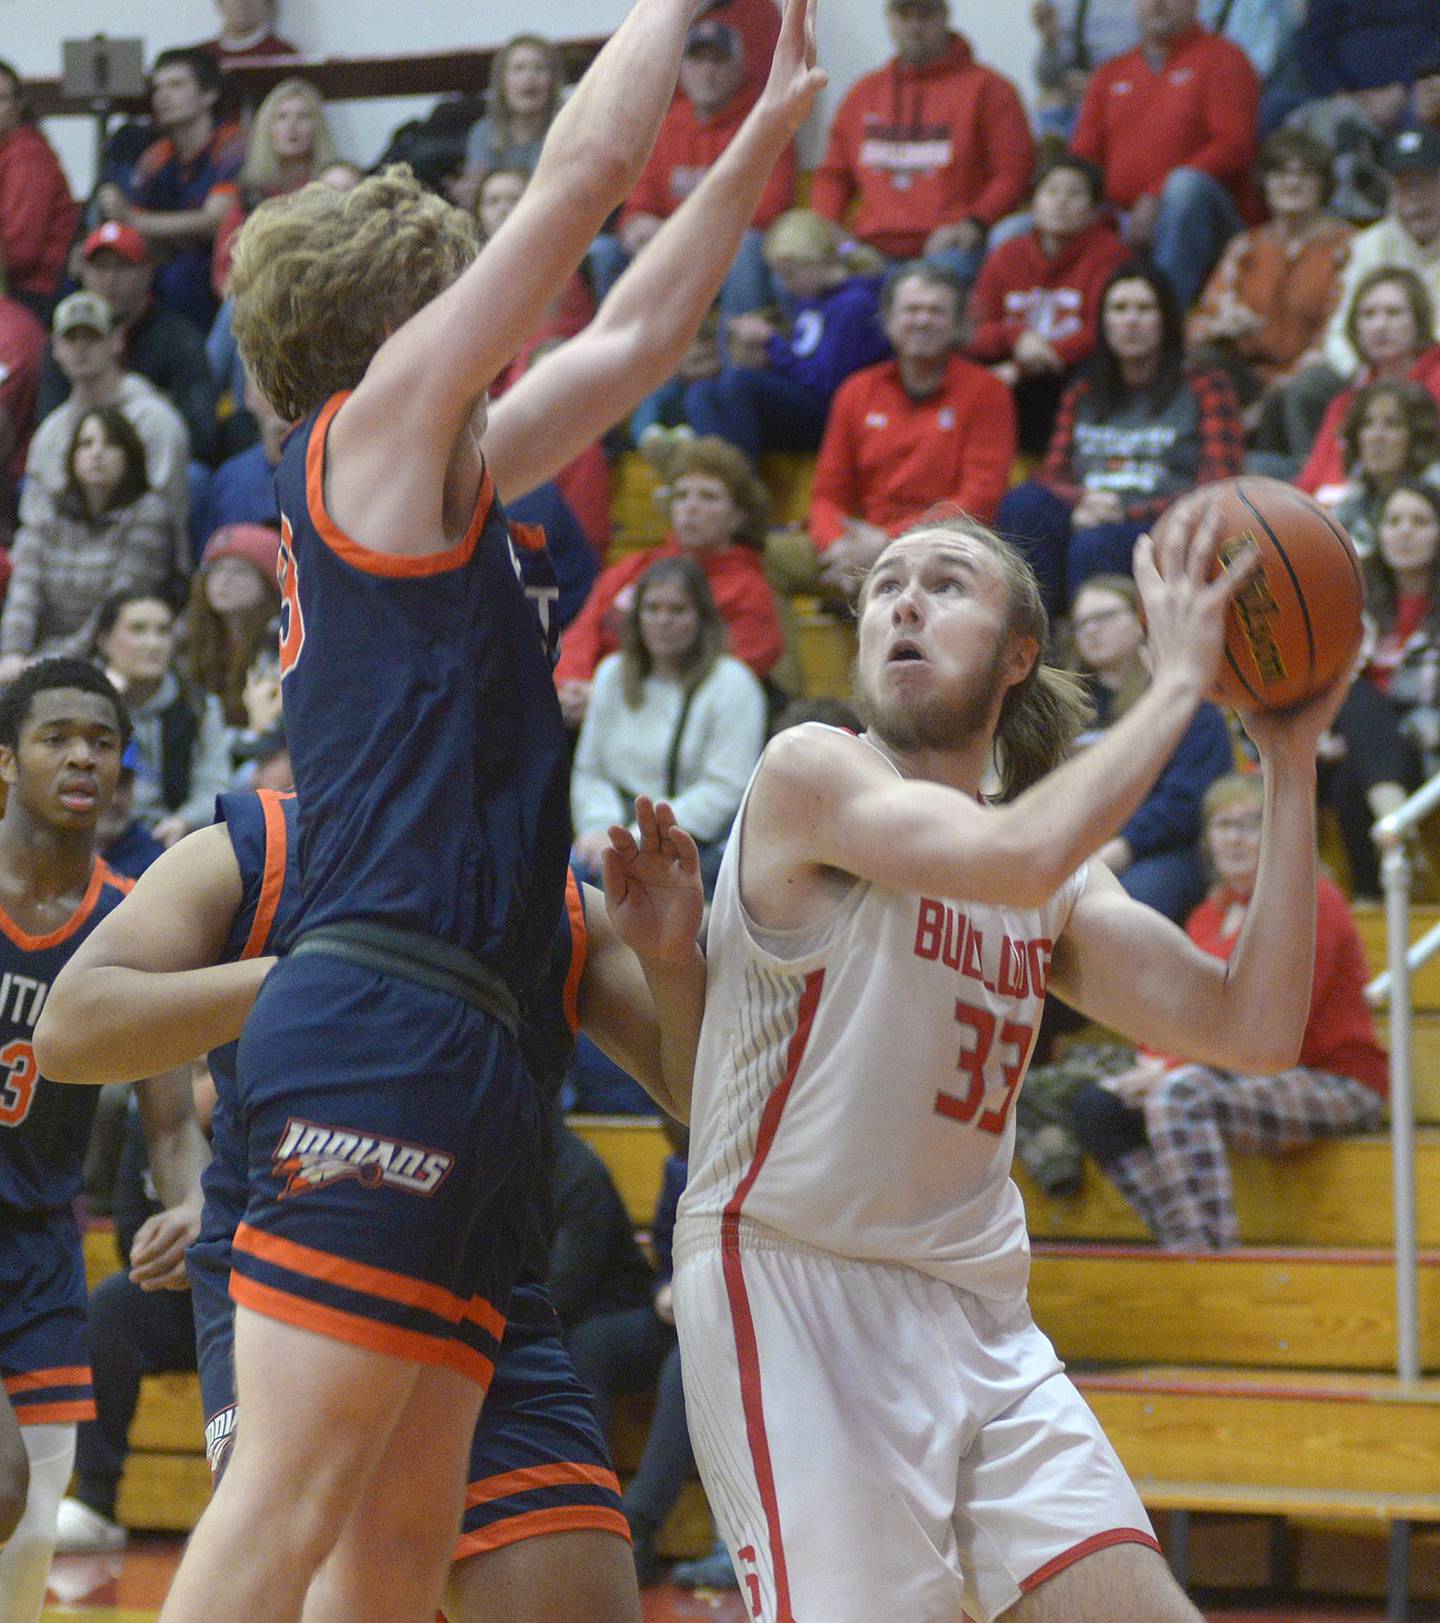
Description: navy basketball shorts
xmin=230 ymin=952 xmax=544 ymax=1389
xmin=0 ymin=1206 xmax=95 ymax=1425
xmin=193 ymin=1214 xmax=626 ymax=1563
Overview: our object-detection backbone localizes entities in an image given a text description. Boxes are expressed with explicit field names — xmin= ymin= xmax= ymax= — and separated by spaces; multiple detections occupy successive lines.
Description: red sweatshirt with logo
xmin=810 ymin=34 xmax=1034 ymax=259
xmin=966 ymin=220 xmax=1132 ymax=369
xmin=1071 ymin=24 xmax=1260 ymax=213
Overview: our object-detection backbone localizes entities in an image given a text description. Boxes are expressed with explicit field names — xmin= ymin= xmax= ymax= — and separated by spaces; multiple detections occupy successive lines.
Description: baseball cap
xmin=200 ymin=523 xmax=281 ymax=579
xmin=52 ymin=291 xmax=114 ymax=338
xmin=685 ymin=21 xmax=741 ymax=58
xmin=1381 ymin=126 xmax=1440 ymax=176
xmin=887 ymin=0 xmax=947 ymax=12
xmin=82 ymin=222 xmax=149 ymax=264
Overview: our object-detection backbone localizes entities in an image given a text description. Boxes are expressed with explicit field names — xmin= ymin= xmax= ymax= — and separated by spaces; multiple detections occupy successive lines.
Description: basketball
xmin=1159 ymin=477 xmax=1365 ymax=711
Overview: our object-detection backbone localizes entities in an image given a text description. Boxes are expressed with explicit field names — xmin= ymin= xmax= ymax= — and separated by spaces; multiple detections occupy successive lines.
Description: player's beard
xmin=860 ymin=639 xmax=1008 ymax=755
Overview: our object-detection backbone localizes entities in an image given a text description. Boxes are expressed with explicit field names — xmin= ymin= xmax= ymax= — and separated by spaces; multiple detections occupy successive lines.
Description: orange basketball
xmin=1158 ymin=477 xmax=1365 ymax=711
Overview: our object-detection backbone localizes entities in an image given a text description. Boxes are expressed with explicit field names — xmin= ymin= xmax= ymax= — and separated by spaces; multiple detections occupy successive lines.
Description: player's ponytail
xmin=992 ymin=662 xmax=1093 ymax=802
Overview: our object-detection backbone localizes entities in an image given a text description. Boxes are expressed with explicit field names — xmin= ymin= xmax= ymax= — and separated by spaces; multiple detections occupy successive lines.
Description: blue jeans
xmin=1067 ymin=518 xmax=1148 ymax=598
xmin=630 ymin=376 xmax=687 ymax=442
xmin=1119 ymin=844 xmax=1208 ymax=925
xmin=1151 ymin=167 xmax=1243 ymax=309
xmin=997 ymin=481 xmax=1149 ymax=612
xmin=684 ymin=367 xmax=829 ymax=463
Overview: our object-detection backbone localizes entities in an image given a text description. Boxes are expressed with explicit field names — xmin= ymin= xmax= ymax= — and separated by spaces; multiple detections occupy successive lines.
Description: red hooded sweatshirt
xmin=0 ymin=124 xmax=79 ymax=299
xmin=810 ymin=34 xmax=1034 ymax=259
xmin=555 ymin=541 xmax=783 ymax=687
xmin=966 ymin=219 xmax=1132 ymax=368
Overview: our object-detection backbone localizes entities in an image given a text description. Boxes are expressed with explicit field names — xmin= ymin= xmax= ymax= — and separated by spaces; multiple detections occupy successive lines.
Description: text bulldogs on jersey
xmin=913 ymin=897 xmax=1053 ymax=1000
xmin=271 ymin=1118 xmax=455 ymax=1200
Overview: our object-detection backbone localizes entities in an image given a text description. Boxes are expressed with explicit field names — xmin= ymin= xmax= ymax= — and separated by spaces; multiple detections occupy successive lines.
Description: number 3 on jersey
xmin=277 ymin=516 xmax=306 ymax=677
xmin=0 ymin=1039 xmax=38 ymax=1127
xmin=934 ymin=1001 xmax=1032 ymax=1136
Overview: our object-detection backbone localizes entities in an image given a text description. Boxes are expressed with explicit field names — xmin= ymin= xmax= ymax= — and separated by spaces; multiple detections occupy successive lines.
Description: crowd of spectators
xmin=13 ymin=0 xmax=1440 ymax=1585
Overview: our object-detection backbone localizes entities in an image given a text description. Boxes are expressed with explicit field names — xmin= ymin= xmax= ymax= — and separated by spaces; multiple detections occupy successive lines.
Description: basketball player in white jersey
xmin=606 ymin=505 xmax=1344 ymax=1622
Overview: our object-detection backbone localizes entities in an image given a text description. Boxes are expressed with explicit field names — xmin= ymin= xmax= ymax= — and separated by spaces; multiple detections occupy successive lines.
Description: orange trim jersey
xmin=272 ymin=391 xmax=571 ymax=991
xmin=0 ymin=858 xmax=134 ymax=1211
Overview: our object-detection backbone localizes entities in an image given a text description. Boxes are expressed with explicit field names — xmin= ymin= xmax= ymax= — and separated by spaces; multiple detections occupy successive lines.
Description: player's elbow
xmin=33 ymin=999 xmax=97 ymax=1085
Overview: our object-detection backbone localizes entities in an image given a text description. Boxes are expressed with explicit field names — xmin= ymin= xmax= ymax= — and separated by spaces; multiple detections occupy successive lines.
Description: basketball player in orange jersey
xmin=133 ymin=2 xmax=822 ymax=1620
xmin=606 ymin=505 xmax=1348 ymax=1623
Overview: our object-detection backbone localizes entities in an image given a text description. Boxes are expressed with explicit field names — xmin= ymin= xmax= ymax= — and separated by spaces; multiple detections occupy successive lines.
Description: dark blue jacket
xmin=1298 ymin=0 xmax=1440 ymax=95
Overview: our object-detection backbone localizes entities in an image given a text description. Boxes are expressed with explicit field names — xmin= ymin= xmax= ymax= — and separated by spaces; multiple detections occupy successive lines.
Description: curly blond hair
xmin=229 ymin=165 xmax=480 ymax=422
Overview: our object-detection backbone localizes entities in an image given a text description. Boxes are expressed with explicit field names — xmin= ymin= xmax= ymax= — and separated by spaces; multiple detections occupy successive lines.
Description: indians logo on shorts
xmin=271 ymin=1117 xmax=455 ymax=1200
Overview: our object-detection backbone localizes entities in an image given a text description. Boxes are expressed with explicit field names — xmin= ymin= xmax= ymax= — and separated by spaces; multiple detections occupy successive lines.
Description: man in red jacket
xmin=590 ymin=22 xmax=796 ymax=319
xmin=780 ymin=264 xmax=1016 ymax=596
xmin=1071 ymin=0 xmax=1260 ymax=306
xmin=809 ymin=0 xmax=1033 ymax=287
xmin=0 ymin=65 xmax=78 ymax=323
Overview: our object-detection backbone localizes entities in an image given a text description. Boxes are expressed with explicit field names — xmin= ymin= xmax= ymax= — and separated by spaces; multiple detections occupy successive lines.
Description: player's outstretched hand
xmin=1133 ymin=498 xmax=1260 ymax=699
xmin=129 ymin=1200 xmax=202 ymax=1292
xmin=760 ymin=0 xmax=828 ymax=135
xmin=1238 ymin=669 xmax=1352 ymax=768
xmin=603 ymin=795 xmax=705 ymax=965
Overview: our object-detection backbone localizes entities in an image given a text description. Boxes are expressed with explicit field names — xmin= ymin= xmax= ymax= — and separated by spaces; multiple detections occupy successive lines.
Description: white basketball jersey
xmin=678 ymin=733 xmax=1087 ymax=1302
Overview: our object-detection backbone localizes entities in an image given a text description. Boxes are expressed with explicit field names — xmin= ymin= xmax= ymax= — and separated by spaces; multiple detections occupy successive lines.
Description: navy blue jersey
xmin=0 ymin=860 xmax=135 ymax=1211
xmin=272 ymin=392 xmax=571 ymax=996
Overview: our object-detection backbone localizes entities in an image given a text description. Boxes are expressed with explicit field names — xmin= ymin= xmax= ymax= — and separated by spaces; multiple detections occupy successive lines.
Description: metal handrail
xmin=1363 ymin=774 xmax=1440 ymax=1383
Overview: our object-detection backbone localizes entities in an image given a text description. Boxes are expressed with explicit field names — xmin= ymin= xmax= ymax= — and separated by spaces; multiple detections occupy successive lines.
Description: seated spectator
xmin=1189 ymin=130 xmax=1353 ymax=429
xmin=790 ymin=264 xmax=1017 ymax=597
xmin=565 ymin=1121 xmax=690 ymax=1589
xmin=1297 ymin=268 xmax=1440 ymax=499
xmin=0 ymin=408 xmax=175 ymax=679
xmin=37 ymin=223 xmax=220 ymax=466
xmin=1031 ymin=0 xmax=1140 ymax=139
xmin=0 ymin=60 xmax=78 ymax=323
xmin=96 ymin=49 xmax=247 ymax=332
xmin=0 ymin=294 xmax=46 ymax=542
xmin=1068 ymin=771 xmax=1388 ymax=1251
xmin=684 ymin=211 xmax=888 ymax=462
xmin=1071 ymin=0 xmax=1261 ymax=307
xmin=966 ymin=152 xmax=1130 ymax=452
xmin=95 ymin=589 xmax=231 ymax=846
xmin=592 ymin=22 xmax=795 ymax=318
xmin=199 ymin=372 xmax=283 ymax=538
xmin=53 ymin=1100 xmax=200 ymax=1556
xmin=1362 ymin=481 xmax=1440 ymax=782
xmin=555 ymin=437 xmax=782 ymax=727
xmin=999 ymin=263 xmax=1244 ymax=613
xmin=810 ymin=0 xmax=1032 ymax=286
xmin=1330 ymin=380 xmax=1440 ymax=555
xmin=211 ymin=79 xmax=341 ymax=297
xmin=1067 ymin=574 xmax=1233 ymax=921
xmin=95 ymin=744 xmax=166 ymax=879
xmin=22 ymin=293 xmax=190 ymax=550
xmin=1198 ymin=0 xmax=1305 ymax=134
xmin=458 ymin=34 xmax=564 ymax=207
xmin=199 ymin=0 xmax=299 ymax=59
xmin=571 ymin=557 xmax=768 ymax=892
xmin=632 ymin=311 xmax=721 ymax=453
xmin=185 ymin=522 xmax=281 ymax=726
xmin=698 ymin=0 xmax=781 ymax=96
xmin=478 ymin=169 xmax=595 ymax=400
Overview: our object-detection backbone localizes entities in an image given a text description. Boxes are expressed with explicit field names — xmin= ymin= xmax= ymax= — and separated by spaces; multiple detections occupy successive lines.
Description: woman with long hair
xmin=1298 ymin=268 xmax=1440 ymax=499
xmin=1068 ymin=772 xmax=1387 ymax=1251
xmin=997 ymin=262 xmax=1245 ymax=615
xmin=184 ymin=523 xmax=281 ymax=727
xmin=462 ymin=34 xmax=564 ymax=192
xmin=554 ymin=435 xmax=782 ymax=726
xmin=1066 ymin=573 xmax=1232 ymax=923
xmin=1331 ymin=380 xmax=1440 ymax=555
xmin=571 ymin=553 xmax=767 ymax=891
xmin=0 ymin=407 xmax=174 ymax=678
xmin=211 ymin=78 xmax=343 ymax=297
xmin=94 ymin=588 xmax=231 ymax=847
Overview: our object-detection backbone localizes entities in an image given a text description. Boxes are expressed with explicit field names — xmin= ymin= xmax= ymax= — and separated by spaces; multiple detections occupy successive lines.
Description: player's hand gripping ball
xmin=1158 ymin=477 xmax=1364 ymax=710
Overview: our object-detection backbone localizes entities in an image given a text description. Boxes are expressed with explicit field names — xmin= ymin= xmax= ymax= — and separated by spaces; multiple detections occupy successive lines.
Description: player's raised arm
xmin=1047 ymin=678 xmax=1344 ymax=1074
xmin=751 ymin=507 xmax=1255 ymax=911
xmin=35 ymin=826 xmax=269 ymax=1086
xmin=485 ymin=0 xmax=827 ymax=502
xmin=346 ymin=0 xmax=696 ymax=448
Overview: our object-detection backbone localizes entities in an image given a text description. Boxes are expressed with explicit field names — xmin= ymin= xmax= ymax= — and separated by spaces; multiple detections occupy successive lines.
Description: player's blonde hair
xmin=228 ymin=165 xmax=480 ymax=423
xmin=859 ymin=513 xmax=1093 ymax=801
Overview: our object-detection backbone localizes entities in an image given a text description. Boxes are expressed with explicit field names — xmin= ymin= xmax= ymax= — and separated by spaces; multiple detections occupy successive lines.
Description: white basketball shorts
xmin=674 ymin=1221 xmax=1158 ymax=1622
